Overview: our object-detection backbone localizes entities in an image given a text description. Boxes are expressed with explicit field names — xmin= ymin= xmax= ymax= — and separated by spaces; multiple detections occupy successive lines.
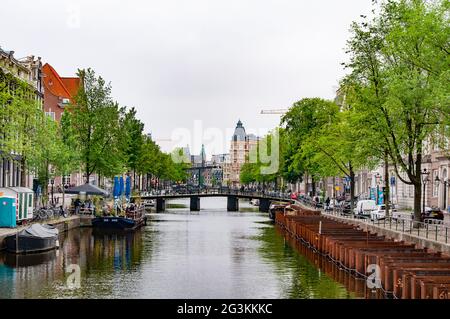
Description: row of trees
xmin=241 ymin=0 xmax=449 ymax=221
xmin=1 ymin=67 xmax=189 ymax=203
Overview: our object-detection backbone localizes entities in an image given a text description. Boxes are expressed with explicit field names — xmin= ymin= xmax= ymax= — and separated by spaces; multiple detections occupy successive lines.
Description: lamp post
xmin=421 ymin=168 xmax=430 ymax=214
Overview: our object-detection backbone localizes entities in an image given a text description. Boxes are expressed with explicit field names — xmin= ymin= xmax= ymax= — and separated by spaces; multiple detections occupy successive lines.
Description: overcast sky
xmin=1 ymin=0 xmax=373 ymax=156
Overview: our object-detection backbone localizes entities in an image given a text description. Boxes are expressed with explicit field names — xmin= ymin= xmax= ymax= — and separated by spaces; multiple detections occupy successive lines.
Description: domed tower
xmin=232 ymin=120 xmax=246 ymax=142
xmin=228 ymin=120 xmax=258 ymax=186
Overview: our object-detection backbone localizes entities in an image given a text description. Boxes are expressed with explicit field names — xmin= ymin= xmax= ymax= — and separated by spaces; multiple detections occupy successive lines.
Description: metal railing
xmin=297 ymin=198 xmax=449 ymax=244
xmin=139 ymin=187 xmax=293 ymax=201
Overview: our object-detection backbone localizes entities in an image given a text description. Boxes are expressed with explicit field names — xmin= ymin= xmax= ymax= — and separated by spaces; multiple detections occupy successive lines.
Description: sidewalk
xmin=295 ymin=200 xmax=450 ymax=254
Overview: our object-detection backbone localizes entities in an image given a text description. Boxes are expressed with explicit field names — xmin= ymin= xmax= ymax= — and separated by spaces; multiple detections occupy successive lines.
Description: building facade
xmin=0 ymin=47 xmax=43 ymax=188
xmin=228 ymin=120 xmax=258 ymax=186
xmin=42 ymin=63 xmax=80 ymax=122
xmin=41 ymin=63 xmax=85 ymax=189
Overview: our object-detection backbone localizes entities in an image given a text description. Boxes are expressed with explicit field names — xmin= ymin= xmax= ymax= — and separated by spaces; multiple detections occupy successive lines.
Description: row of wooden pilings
xmin=275 ymin=205 xmax=450 ymax=299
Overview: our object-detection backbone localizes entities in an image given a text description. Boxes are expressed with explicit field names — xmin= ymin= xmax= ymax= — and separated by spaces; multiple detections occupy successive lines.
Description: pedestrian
xmin=74 ymin=197 xmax=81 ymax=215
xmin=325 ymin=197 xmax=330 ymax=210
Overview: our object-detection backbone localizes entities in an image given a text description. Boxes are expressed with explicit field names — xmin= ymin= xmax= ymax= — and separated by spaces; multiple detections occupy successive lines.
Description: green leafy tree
xmin=67 ymin=68 xmax=125 ymax=183
xmin=0 ymin=69 xmax=43 ymax=186
xmin=120 ymin=107 xmax=145 ymax=189
xmin=281 ymin=98 xmax=340 ymax=195
xmin=343 ymin=0 xmax=449 ymax=220
xmin=28 ymin=114 xmax=78 ymax=206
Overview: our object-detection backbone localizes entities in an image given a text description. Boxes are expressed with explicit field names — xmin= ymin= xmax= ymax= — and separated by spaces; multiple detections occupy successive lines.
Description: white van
xmin=354 ymin=200 xmax=377 ymax=218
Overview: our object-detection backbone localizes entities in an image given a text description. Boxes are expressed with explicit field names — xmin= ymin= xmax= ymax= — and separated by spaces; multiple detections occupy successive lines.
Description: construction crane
xmin=260 ymin=109 xmax=288 ymax=115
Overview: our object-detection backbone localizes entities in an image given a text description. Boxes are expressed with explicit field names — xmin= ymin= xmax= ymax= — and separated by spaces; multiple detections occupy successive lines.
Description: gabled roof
xmin=61 ymin=77 xmax=80 ymax=97
xmin=42 ymin=63 xmax=79 ymax=99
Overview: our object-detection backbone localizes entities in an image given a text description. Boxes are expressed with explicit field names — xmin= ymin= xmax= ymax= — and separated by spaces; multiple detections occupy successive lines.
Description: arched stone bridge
xmin=136 ymin=189 xmax=293 ymax=213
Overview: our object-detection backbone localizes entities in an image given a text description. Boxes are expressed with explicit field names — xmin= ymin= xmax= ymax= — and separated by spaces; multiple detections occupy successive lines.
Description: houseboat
xmin=92 ymin=204 xmax=147 ymax=231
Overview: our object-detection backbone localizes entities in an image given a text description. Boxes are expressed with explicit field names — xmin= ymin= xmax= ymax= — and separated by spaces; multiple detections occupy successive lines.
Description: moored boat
xmin=250 ymin=199 xmax=260 ymax=206
xmin=269 ymin=203 xmax=289 ymax=221
xmin=5 ymin=224 xmax=59 ymax=254
xmin=92 ymin=205 xmax=147 ymax=231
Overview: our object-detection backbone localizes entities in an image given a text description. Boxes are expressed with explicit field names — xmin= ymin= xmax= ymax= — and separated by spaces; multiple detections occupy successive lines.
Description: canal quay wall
xmin=275 ymin=205 xmax=450 ymax=299
xmin=322 ymin=213 xmax=450 ymax=255
xmin=0 ymin=215 xmax=93 ymax=251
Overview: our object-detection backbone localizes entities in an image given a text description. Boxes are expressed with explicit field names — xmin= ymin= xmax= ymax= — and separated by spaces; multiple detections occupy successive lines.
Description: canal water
xmin=0 ymin=198 xmax=375 ymax=299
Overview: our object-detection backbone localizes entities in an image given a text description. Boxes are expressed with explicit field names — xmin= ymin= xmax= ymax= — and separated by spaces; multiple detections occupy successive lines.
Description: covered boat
xmin=269 ymin=203 xmax=289 ymax=221
xmin=5 ymin=224 xmax=59 ymax=254
xmin=92 ymin=206 xmax=147 ymax=231
xmin=92 ymin=175 xmax=146 ymax=231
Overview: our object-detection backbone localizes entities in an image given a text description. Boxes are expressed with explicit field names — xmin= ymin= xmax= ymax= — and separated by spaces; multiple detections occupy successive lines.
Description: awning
xmin=64 ymin=183 xmax=109 ymax=196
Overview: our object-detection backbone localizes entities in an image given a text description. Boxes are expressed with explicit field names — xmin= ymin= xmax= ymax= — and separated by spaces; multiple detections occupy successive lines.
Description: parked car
xmin=421 ymin=206 xmax=444 ymax=222
xmin=370 ymin=204 xmax=398 ymax=221
xmin=354 ymin=200 xmax=377 ymax=218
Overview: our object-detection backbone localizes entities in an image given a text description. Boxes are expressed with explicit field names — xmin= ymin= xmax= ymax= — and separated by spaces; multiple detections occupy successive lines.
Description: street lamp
xmin=421 ymin=168 xmax=430 ymax=214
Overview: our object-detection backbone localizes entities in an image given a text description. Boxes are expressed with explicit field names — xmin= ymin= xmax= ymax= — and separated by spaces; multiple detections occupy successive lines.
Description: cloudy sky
xmin=1 ymin=0 xmax=373 ymax=156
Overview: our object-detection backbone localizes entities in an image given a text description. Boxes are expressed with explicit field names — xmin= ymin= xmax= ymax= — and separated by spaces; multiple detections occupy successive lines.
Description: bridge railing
xmin=139 ymin=188 xmax=292 ymax=201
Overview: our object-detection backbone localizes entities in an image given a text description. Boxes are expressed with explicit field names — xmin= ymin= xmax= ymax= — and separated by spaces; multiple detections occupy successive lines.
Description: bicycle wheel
xmin=46 ymin=209 xmax=54 ymax=219
xmin=38 ymin=209 xmax=47 ymax=220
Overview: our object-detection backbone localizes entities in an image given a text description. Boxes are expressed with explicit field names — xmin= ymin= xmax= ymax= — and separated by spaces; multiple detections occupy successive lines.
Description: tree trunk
xmin=414 ymin=181 xmax=422 ymax=227
xmin=311 ymin=176 xmax=316 ymax=197
xmin=413 ymin=152 xmax=423 ymax=225
xmin=332 ymin=176 xmax=336 ymax=199
xmin=350 ymin=169 xmax=356 ymax=214
xmin=384 ymin=150 xmax=390 ymax=218
xmin=304 ymin=171 xmax=308 ymax=195
xmin=85 ymin=162 xmax=90 ymax=184
xmin=20 ymin=156 xmax=26 ymax=187
xmin=62 ymin=184 xmax=66 ymax=211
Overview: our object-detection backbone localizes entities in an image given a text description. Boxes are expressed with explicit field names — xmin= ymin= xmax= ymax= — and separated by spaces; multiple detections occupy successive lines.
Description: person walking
xmin=74 ymin=198 xmax=81 ymax=215
xmin=325 ymin=197 xmax=331 ymax=211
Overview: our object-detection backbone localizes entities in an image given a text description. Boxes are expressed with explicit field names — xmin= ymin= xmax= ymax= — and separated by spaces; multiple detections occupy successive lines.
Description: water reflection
xmin=0 ymin=198 xmax=379 ymax=299
xmin=0 ymin=228 xmax=144 ymax=298
xmin=268 ymin=227 xmax=384 ymax=299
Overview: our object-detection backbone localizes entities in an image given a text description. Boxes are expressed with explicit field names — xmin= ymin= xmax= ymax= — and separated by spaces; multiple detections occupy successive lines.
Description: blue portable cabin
xmin=0 ymin=187 xmax=34 ymax=225
xmin=0 ymin=195 xmax=16 ymax=228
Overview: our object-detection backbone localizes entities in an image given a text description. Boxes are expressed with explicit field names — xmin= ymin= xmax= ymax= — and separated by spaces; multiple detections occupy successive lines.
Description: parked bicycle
xmin=32 ymin=205 xmax=68 ymax=222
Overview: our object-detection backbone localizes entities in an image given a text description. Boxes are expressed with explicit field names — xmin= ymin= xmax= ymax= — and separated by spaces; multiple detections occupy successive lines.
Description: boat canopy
xmin=19 ymin=224 xmax=59 ymax=238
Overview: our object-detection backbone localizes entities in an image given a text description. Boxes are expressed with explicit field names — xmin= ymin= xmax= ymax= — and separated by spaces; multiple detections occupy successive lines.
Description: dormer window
xmin=62 ymin=98 xmax=70 ymax=104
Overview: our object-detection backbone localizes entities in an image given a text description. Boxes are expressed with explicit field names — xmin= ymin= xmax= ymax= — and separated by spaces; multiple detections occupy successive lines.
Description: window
xmin=62 ymin=175 xmax=71 ymax=185
xmin=45 ymin=111 xmax=56 ymax=121
xmin=433 ymin=170 xmax=439 ymax=197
